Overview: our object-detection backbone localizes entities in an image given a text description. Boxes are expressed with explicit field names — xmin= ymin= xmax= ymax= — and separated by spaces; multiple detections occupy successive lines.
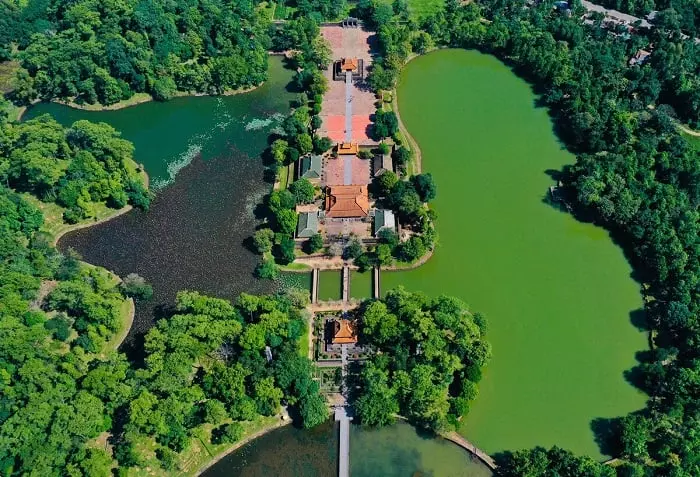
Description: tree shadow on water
xmin=591 ymin=417 xmax=622 ymax=458
xmin=629 ymin=308 xmax=648 ymax=331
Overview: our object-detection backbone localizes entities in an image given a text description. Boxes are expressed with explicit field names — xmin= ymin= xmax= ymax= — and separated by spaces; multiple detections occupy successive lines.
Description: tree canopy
xmin=354 ymin=288 xmax=490 ymax=433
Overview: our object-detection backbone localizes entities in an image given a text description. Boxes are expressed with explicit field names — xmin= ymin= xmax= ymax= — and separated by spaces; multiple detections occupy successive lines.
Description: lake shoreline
xmin=193 ymin=418 xmax=293 ymax=476
xmin=50 ymin=83 xmax=263 ymax=113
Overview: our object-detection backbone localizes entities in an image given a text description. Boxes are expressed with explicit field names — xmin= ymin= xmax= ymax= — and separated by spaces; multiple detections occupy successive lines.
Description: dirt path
xmin=392 ymin=88 xmax=423 ymax=174
xmin=51 ymin=205 xmax=133 ymax=247
xmin=678 ymin=123 xmax=700 ymax=137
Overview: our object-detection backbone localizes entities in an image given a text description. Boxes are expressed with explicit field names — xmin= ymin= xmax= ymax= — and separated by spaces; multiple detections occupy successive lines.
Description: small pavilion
xmin=337 ymin=142 xmax=359 ymax=155
xmin=333 ymin=58 xmax=364 ymax=81
xmin=373 ymin=152 xmax=394 ymax=176
xmin=332 ymin=319 xmax=357 ymax=345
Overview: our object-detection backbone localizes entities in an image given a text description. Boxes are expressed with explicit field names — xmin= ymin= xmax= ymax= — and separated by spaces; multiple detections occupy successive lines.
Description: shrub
xmin=274 ymin=236 xmax=296 ymax=265
xmin=156 ymin=447 xmax=178 ymax=471
xmin=212 ymin=422 xmax=245 ymax=445
xmin=253 ymin=228 xmax=275 ymax=254
xmin=255 ymin=258 xmax=279 ymax=279
xmin=343 ymin=238 xmax=363 ymax=260
xmin=151 ymin=77 xmax=177 ymax=101
xmin=290 ymin=178 xmax=315 ymax=204
xmin=305 ymin=233 xmax=324 ymax=254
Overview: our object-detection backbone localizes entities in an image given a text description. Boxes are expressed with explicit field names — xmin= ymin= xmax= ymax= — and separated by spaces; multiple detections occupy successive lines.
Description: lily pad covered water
xmin=385 ymin=49 xmax=647 ymax=457
xmin=24 ymin=57 xmax=297 ymax=345
xmin=202 ymin=421 xmax=338 ymax=477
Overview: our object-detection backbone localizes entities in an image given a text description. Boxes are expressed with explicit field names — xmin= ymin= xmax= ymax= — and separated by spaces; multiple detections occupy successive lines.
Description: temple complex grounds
xmin=319 ymin=25 xmax=376 ymax=144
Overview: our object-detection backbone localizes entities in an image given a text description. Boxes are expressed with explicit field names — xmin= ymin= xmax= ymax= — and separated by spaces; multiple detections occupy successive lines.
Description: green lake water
xmin=318 ymin=270 xmax=342 ymax=301
xmin=385 ymin=49 xmax=647 ymax=458
xmin=201 ymin=421 xmax=492 ymax=477
xmin=350 ymin=270 xmax=372 ymax=299
xmin=24 ymin=57 xmax=292 ymax=189
xmin=350 ymin=422 xmax=492 ymax=477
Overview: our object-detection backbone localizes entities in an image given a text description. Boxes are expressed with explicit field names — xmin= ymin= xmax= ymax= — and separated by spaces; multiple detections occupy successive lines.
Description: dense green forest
xmin=0 ymin=184 xmax=325 ymax=474
xmin=358 ymin=0 xmax=699 ymax=475
xmin=0 ymin=0 xmax=350 ymax=105
xmin=353 ymin=289 xmax=490 ymax=432
xmin=3 ymin=0 xmax=272 ymax=104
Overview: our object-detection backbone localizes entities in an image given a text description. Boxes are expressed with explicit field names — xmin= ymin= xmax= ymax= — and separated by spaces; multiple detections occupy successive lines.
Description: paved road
xmin=345 ymin=72 xmax=352 ymax=143
xmin=580 ymin=0 xmax=651 ymax=28
xmin=335 ymin=406 xmax=351 ymax=477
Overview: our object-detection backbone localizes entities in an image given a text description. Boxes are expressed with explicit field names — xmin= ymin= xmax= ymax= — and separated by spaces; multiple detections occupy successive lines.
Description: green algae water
xmin=24 ymin=58 xmax=298 ymax=344
xmin=318 ymin=270 xmax=342 ymax=301
xmin=350 ymin=270 xmax=372 ymax=299
xmin=385 ymin=49 xmax=647 ymax=458
xmin=351 ymin=422 xmax=492 ymax=477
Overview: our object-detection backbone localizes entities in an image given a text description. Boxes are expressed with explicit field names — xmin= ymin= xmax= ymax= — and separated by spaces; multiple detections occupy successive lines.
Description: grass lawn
xmin=280 ymin=262 xmax=312 ymax=271
xmin=22 ymin=195 xmax=131 ymax=245
xmin=407 ymin=0 xmax=444 ymax=19
xmin=127 ymin=416 xmax=282 ymax=477
xmin=682 ymin=130 xmax=700 ymax=151
xmin=376 ymin=0 xmax=444 ymax=20
xmin=273 ymin=3 xmax=297 ymax=19
xmin=21 ymin=158 xmax=147 ymax=245
xmin=298 ymin=319 xmax=310 ymax=357
xmin=55 ymin=92 xmax=153 ymax=111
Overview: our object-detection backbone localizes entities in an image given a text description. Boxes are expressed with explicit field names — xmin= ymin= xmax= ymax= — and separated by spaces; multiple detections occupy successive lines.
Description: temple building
xmin=325 ymin=185 xmax=369 ymax=218
xmin=373 ymin=209 xmax=396 ymax=237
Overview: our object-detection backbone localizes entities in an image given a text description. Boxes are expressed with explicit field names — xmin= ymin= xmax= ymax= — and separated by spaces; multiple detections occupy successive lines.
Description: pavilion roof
xmin=333 ymin=319 xmax=357 ymax=344
xmin=340 ymin=58 xmax=359 ymax=71
xmin=337 ymin=142 xmax=359 ymax=155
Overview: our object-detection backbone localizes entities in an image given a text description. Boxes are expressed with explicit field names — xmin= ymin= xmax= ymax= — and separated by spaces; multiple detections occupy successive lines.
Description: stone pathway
xmin=344 ymin=72 xmax=353 ymax=142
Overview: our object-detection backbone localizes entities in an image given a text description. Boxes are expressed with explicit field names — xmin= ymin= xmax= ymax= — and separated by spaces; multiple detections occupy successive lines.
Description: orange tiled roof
xmin=333 ymin=320 xmax=357 ymax=344
xmin=337 ymin=142 xmax=359 ymax=155
xmin=325 ymin=185 xmax=369 ymax=218
xmin=340 ymin=58 xmax=359 ymax=71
